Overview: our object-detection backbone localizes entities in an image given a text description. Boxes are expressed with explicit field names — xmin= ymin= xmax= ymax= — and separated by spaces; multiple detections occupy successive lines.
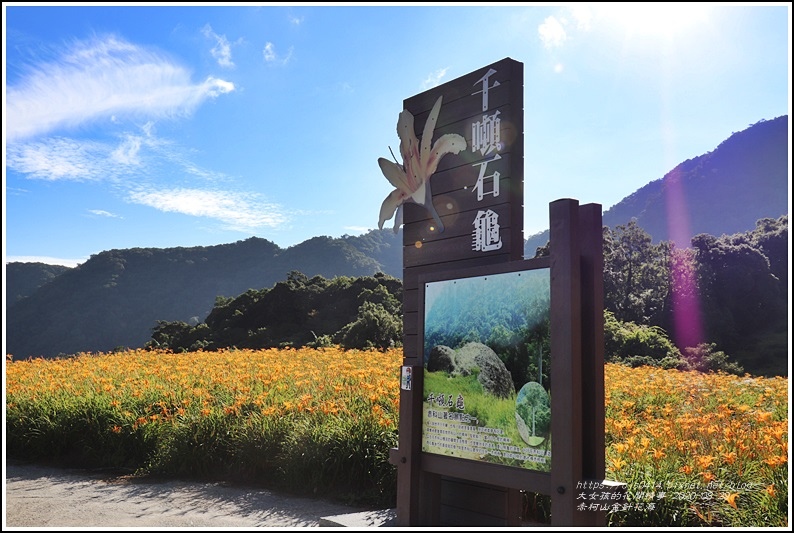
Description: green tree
xmin=603 ymin=310 xmax=682 ymax=369
xmin=337 ymin=301 xmax=402 ymax=350
xmin=692 ymin=230 xmax=783 ymax=352
xmin=603 ymin=220 xmax=670 ymax=326
xmin=748 ymin=215 xmax=788 ymax=295
xmin=148 ymin=272 xmax=404 ymax=352
xmin=678 ymin=343 xmax=744 ymax=375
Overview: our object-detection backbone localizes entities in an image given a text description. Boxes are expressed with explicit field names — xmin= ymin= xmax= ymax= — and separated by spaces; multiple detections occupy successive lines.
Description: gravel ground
xmin=4 ymin=461 xmax=387 ymax=528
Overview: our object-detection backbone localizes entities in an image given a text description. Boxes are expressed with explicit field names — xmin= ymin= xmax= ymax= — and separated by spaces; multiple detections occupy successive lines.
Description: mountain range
xmin=5 ymin=115 xmax=789 ymax=359
xmin=524 ymin=115 xmax=789 ymax=256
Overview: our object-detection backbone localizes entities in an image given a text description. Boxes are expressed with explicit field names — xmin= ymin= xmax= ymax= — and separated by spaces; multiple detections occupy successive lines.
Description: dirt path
xmin=4 ymin=461 xmax=378 ymax=528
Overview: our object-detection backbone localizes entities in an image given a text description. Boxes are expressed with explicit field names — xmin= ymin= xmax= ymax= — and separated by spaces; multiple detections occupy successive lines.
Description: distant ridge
xmin=5 ymin=231 xmax=403 ymax=359
xmin=525 ymin=115 xmax=789 ymax=256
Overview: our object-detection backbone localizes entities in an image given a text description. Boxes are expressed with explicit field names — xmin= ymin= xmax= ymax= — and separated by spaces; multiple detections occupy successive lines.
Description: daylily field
xmin=4 ymin=347 xmax=788 ymax=526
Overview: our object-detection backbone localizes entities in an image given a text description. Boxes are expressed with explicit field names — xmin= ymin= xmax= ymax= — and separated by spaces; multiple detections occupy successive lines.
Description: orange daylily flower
xmin=724 ymin=492 xmax=739 ymax=509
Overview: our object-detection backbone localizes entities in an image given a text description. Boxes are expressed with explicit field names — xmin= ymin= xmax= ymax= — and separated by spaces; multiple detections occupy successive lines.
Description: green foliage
xmin=336 ymin=301 xmax=403 ymax=350
xmin=148 ymin=321 xmax=211 ymax=352
xmin=603 ymin=220 xmax=671 ymax=327
xmin=276 ymin=415 xmax=397 ymax=506
xmin=691 ymin=219 xmax=788 ymax=375
xmin=5 ymin=395 xmax=159 ymax=470
xmin=748 ymin=215 xmax=788 ymax=293
xmin=677 ymin=343 xmax=744 ymax=375
xmin=148 ymin=271 xmax=404 ymax=352
xmin=601 ymin=212 xmax=786 ymax=376
xmin=604 ymin=310 xmax=682 ymax=367
xmin=145 ymin=412 xmax=237 ymax=479
xmin=341 ymin=228 xmax=404 ymax=279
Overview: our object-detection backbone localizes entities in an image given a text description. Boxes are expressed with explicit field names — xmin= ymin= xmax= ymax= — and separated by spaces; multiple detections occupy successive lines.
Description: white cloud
xmin=538 ymin=16 xmax=567 ymax=49
xmin=6 ymin=125 xmax=225 ymax=185
xmin=7 ymin=130 xmax=289 ymax=233
xmin=567 ymin=5 xmax=593 ymax=31
xmin=88 ymin=209 xmax=122 ymax=218
xmin=263 ymin=42 xmax=277 ymax=62
xmin=421 ymin=67 xmax=449 ymax=90
xmin=6 ymin=138 xmax=111 ymax=181
xmin=263 ymin=42 xmax=294 ymax=65
xmin=204 ymin=76 xmax=235 ymax=96
xmin=6 ymin=115 xmax=286 ymax=232
xmin=5 ymin=256 xmax=87 ymax=268
xmin=6 ymin=35 xmax=235 ymax=141
xmin=110 ymin=135 xmax=143 ymax=166
xmin=5 ymin=186 xmax=30 ymax=196
xmin=127 ymin=187 xmax=288 ymax=231
xmin=201 ymin=24 xmax=235 ymax=68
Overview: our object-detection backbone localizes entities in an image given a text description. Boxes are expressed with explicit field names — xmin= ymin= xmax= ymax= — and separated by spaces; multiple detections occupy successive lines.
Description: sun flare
xmin=596 ymin=3 xmax=711 ymax=39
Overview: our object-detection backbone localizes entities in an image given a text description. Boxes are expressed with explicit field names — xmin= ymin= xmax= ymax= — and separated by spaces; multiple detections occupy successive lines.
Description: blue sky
xmin=3 ymin=3 xmax=791 ymax=267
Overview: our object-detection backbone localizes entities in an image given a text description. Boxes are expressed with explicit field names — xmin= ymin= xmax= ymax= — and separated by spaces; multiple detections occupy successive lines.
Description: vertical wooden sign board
xmin=387 ymin=57 xmax=609 ymax=526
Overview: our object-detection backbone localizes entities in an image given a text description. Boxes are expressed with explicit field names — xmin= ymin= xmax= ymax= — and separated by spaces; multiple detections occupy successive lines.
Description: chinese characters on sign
xmin=472 ymin=209 xmax=502 ymax=251
xmin=471 ymin=69 xmax=504 ymax=252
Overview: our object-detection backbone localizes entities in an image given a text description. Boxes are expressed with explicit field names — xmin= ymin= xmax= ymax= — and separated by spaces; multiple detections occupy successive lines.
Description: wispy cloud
xmin=5 ymin=35 xmax=285 ymax=236
xmin=6 ymin=127 xmax=161 ymax=183
xmin=127 ymin=187 xmax=288 ymax=231
xmin=538 ymin=16 xmax=567 ymax=49
xmin=6 ymin=35 xmax=235 ymax=141
xmin=7 ymin=126 xmax=290 ymax=233
xmin=421 ymin=67 xmax=449 ymax=90
xmin=263 ymin=42 xmax=294 ymax=65
xmin=88 ymin=209 xmax=122 ymax=218
xmin=201 ymin=24 xmax=236 ymax=68
xmin=110 ymin=134 xmax=143 ymax=166
xmin=6 ymin=138 xmax=113 ymax=181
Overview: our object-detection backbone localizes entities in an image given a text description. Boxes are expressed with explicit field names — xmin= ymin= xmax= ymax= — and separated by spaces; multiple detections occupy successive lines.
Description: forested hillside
xmin=5 ymin=231 xmax=403 ymax=359
xmin=5 ymin=262 xmax=70 ymax=307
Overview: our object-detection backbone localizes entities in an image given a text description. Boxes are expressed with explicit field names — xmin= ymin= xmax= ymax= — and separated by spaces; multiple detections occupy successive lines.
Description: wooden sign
xmin=400 ymin=57 xmax=524 ymax=268
xmin=385 ymin=57 xmax=613 ymax=527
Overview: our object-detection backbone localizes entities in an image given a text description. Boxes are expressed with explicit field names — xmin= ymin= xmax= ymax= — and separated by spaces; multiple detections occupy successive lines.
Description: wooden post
xmin=549 ymin=198 xmax=583 ymax=525
xmin=579 ymin=202 xmax=607 ymax=525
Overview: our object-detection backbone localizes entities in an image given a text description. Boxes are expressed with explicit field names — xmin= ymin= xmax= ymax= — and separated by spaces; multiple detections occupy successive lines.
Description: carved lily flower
xmin=378 ymin=95 xmax=466 ymax=233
